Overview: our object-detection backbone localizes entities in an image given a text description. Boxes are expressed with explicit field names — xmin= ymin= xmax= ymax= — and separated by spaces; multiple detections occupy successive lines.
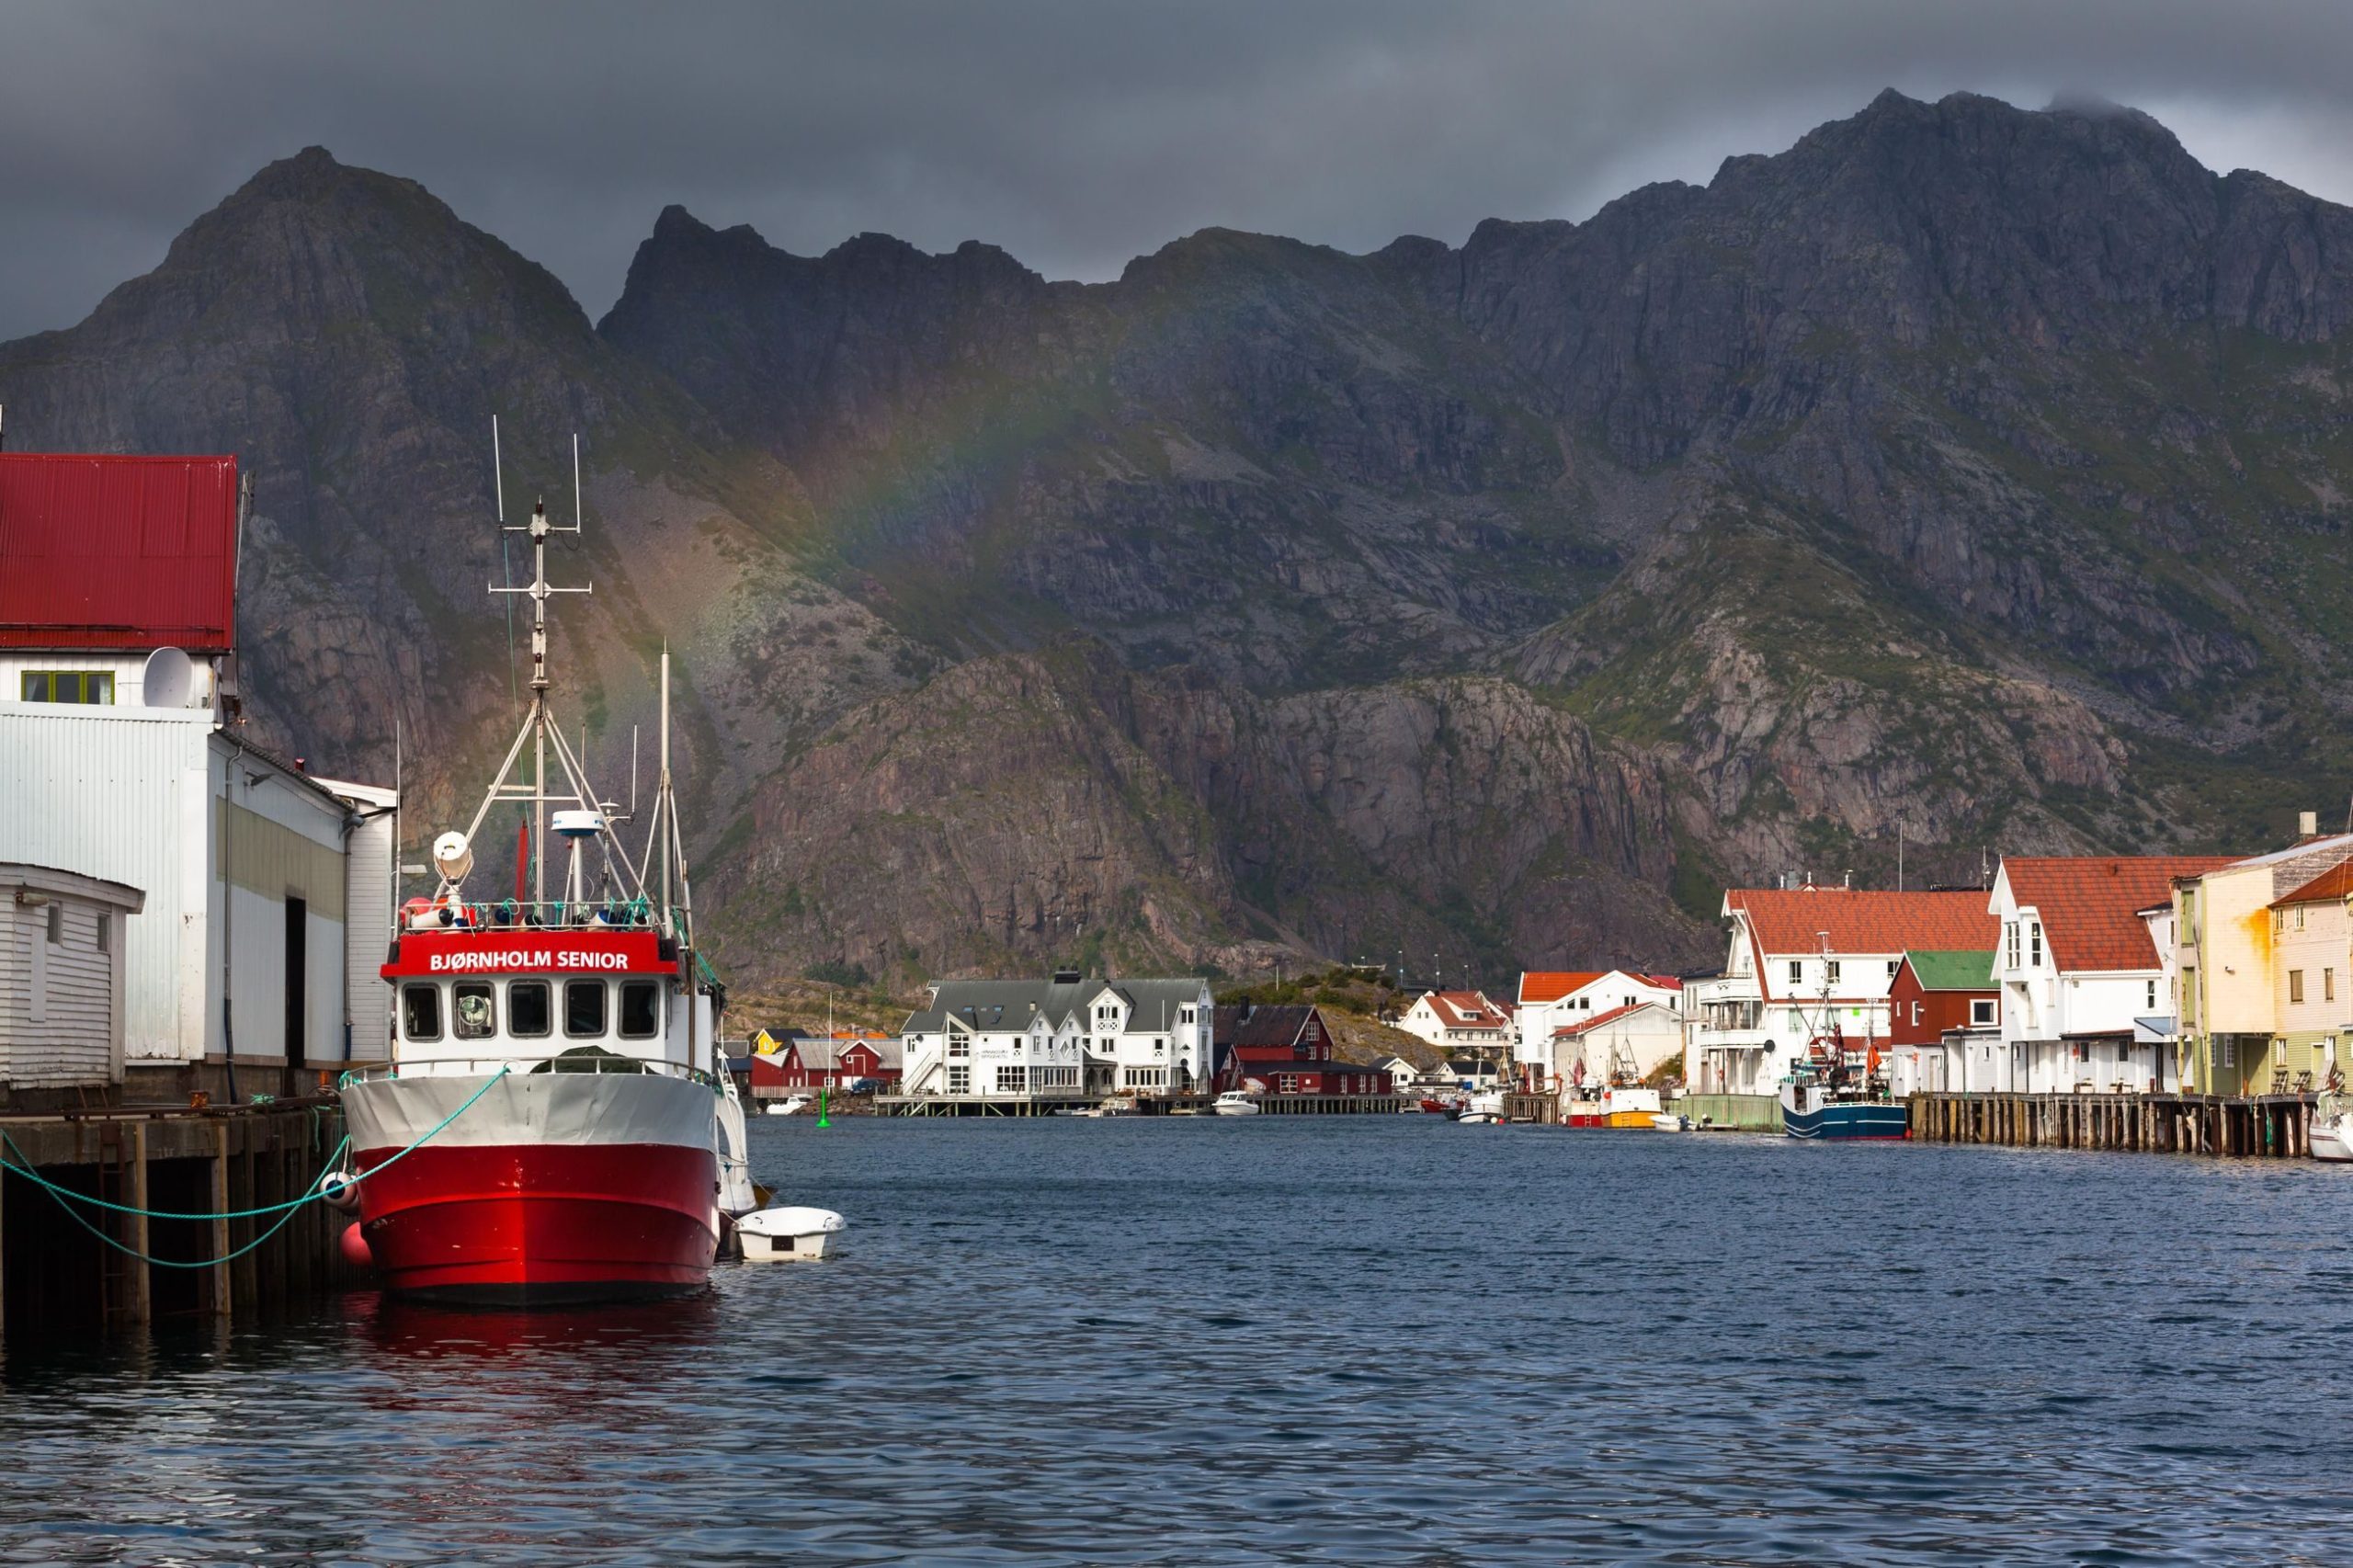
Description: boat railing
xmin=400 ymin=896 xmax=666 ymax=935
xmin=343 ymin=1056 xmax=721 ymax=1090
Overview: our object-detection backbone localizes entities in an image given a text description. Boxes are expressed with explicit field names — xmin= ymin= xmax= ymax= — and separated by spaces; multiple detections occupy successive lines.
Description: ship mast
xmin=438 ymin=425 xmax=662 ymax=926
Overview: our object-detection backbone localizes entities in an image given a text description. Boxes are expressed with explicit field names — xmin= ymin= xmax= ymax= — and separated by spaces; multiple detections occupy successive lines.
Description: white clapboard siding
xmin=2 ymin=899 xmax=118 ymax=1087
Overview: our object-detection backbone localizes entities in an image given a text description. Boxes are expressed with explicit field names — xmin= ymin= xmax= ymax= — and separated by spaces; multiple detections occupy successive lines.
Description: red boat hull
xmin=354 ymin=1141 xmax=718 ymax=1306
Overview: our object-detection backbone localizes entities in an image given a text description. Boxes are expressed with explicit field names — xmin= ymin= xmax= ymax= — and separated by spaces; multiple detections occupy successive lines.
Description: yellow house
xmin=2267 ymin=862 xmax=2353 ymax=1095
xmin=2177 ymin=832 xmax=2353 ymax=1096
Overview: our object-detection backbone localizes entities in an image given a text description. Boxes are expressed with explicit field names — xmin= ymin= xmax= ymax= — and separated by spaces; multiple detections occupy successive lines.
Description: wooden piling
xmin=210 ymin=1121 xmax=232 ymax=1320
xmin=124 ymin=1123 xmax=151 ymax=1328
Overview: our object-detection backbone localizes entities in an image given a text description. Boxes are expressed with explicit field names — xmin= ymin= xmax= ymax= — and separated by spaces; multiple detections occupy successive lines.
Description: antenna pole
xmin=659 ymin=646 xmax=673 ymax=924
xmin=573 ymin=433 xmax=582 ymax=531
xmin=492 ymin=416 xmax=506 ymax=522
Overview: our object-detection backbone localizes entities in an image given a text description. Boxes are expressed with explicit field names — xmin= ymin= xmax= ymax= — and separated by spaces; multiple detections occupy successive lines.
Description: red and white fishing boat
xmin=341 ymin=437 xmax=755 ymax=1305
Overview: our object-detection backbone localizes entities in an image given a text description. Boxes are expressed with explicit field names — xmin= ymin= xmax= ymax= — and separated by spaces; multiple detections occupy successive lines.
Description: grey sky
xmin=3 ymin=0 xmax=2352 ymax=341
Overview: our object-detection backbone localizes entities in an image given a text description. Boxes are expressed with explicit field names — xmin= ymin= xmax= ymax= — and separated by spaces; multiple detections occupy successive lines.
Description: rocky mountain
xmin=8 ymin=90 xmax=2353 ymax=988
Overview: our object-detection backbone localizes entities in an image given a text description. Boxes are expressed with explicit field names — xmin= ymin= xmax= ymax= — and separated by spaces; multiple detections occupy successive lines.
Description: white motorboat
xmin=1457 ymin=1089 xmax=1506 ymax=1125
xmin=1649 ymin=1111 xmax=1692 ymax=1132
xmin=763 ymin=1094 xmax=813 ymax=1118
xmin=1211 ymin=1089 xmax=1262 ymax=1116
xmin=736 ymin=1205 xmax=847 ymax=1262
xmin=2313 ymin=1094 xmax=2352 ymax=1162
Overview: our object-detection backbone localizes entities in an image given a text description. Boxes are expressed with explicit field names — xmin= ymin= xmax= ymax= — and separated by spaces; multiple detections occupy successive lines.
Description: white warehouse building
xmin=0 ymin=449 xmax=398 ymax=1100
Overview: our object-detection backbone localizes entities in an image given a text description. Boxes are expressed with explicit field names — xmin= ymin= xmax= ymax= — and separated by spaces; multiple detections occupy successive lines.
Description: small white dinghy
xmin=736 ymin=1205 xmax=847 ymax=1262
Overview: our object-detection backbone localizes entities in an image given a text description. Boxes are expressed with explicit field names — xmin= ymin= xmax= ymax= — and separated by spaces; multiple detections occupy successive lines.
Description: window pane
xmin=565 ymin=980 xmax=608 ymax=1038
xmin=619 ymin=981 xmax=659 ymax=1039
xmin=509 ymin=981 xmax=551 ymax=1037
xmin=453 ymin=982 xmax=496 ymax=1040
xmin=85 ymin=673 xmax=113 ymax=704
xmin=403 ymin=984 xmax=442 ymax=1041
xmin=20 ymin=673 xmax=46 ymax=700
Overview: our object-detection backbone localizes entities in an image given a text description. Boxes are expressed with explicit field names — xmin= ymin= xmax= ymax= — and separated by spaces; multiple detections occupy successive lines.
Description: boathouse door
xmin=283 ymin=896 xmax=307 ymax=1096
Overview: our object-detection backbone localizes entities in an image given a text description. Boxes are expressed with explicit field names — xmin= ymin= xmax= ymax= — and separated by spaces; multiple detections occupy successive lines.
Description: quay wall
xmin=1678 ymin=1094 xmax=1781 ymax=1133
xmin=0 ymin=1098 xmax=349 ymax=1342
xmin=1908 ymin=1091 xmax=2315 ymax=1157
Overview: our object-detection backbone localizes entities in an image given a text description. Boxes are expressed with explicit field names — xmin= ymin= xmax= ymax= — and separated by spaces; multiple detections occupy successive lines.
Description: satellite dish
xmin=142 ymin=646 xmax=195 ymax=709
xmin=431 ymin=831 xmax=474 ymax=884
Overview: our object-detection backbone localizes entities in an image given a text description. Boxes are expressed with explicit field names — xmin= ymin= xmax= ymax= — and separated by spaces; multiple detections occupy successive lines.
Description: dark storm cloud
xmin=3 ymin=0 xmax=2353 ymax=340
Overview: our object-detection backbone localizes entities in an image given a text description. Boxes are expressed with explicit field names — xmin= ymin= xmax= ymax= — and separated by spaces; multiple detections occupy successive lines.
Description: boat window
xmin=453 ymin=982 xmax=496 ymax=1040
xmin=402 ymin=983 xmax=442 ymax=1041
xmin=620 ymin=981 xmax=660 ymax=1039
xmin=565 ymin=979 xmax=608 ymax=1038
xmin=509 ymin=980 xmax=551 ymax=1038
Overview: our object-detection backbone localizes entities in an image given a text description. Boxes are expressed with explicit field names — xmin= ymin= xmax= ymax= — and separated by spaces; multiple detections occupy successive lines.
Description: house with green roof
xmin=1884 ymin=949 xmax=1998 ymax=1095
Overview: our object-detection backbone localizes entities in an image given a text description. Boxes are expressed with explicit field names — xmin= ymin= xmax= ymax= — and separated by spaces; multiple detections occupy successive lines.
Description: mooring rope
xmin=0 ymin=1065 xmax=512 ymax=1225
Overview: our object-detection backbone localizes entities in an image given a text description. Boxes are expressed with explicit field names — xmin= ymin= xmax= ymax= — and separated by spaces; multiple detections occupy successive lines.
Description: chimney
xmin=2300 ymin=810 xmax=2319 ymax=838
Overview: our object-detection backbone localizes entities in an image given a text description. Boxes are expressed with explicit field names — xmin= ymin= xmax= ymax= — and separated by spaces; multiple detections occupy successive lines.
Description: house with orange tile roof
xmin=1396 ymin=989 xmax=1514 ymax=1060
xmin=1990 ymin=855 xmax=2241 ymax=1095
xmin=1683 ymin=884 xmax=1995 ymax=1096
xmin=1545 ymin=1001 xmax=1683 ymax=1095
xmin=1514 ymin=970 xmax=1681 ymax=1089
xmin=2171 ymin=825 xmax=2353 ymax=1096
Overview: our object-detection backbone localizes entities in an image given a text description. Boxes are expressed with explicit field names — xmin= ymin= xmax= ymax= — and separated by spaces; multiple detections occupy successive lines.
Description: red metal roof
xmin=0 ymin=452 xmax=240 ymax=652
xmin=2000 ymin=857 xmax=2238 ymax=972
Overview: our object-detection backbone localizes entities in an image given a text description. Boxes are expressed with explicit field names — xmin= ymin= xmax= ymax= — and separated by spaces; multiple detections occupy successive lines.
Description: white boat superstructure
xmin=2313 ymin=1094 xmax=2352 ymax=1162
xmin=1458 ymin=1089 xmax=1506 ymax=1125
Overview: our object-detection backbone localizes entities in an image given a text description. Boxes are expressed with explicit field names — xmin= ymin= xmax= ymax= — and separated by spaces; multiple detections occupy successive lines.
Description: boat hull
xmin=1779 ymin=1086 xmax=1909 ymax=1142
xmin=346 ymin=1070 xmax=721 ymax=1305
xmin=2313 ymin=1115 xmax=2353 ymax=1163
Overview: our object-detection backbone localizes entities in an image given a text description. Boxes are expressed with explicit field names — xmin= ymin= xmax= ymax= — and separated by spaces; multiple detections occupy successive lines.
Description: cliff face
xmin=9 ymin=91 xmax=2353 ymax=987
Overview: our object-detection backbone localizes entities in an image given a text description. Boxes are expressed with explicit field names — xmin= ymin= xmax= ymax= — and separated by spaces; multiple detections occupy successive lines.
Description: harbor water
xmin=4 ymin=1117 xmax=2348 ymax=1565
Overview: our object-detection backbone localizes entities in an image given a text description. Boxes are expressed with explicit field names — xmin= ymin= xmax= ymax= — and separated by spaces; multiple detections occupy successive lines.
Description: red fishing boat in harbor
xmin=340 ymin=435 xmax=754 ymax=1304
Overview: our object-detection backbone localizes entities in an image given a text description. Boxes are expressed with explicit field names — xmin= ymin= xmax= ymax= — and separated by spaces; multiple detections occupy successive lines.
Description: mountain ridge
xmin=7 ymin=90 xmax=2350 ymax=988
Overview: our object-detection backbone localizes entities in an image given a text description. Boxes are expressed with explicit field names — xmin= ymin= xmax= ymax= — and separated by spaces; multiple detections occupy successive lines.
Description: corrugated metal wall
xmin=344 ymin=809 xmax=394 ymax=1061
xmin=0 ymin=707 xmax=209 ymax=1062
xmin=0 ymin=706 xmax=366 ymax=1067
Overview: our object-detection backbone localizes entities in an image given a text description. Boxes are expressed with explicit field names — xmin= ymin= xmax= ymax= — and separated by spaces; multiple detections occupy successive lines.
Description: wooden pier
xmin=0 ymin=1097 xmax=347 ymax=1343
xmin=1908 ymin=1091 xmax=2317 ymax=1157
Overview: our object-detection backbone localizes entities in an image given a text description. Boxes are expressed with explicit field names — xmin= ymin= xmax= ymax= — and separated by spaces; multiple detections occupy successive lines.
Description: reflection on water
xmin=3 ymin=1119 xmax=2352 ymax=1564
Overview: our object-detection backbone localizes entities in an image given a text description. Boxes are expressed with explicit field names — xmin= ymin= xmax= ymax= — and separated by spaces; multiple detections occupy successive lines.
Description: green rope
xmin=33 ymin=1155 xmax=324 ymax=1270
xmin=0 ymin=1065 xmax=512 ymax=1223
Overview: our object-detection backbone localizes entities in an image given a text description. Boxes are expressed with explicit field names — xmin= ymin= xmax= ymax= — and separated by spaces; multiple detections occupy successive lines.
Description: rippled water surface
xmin=5 ymin=1118 xmax=2351 ymax=1565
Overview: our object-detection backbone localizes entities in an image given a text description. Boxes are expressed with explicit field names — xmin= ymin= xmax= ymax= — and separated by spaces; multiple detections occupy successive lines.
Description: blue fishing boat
xmin=1779 ymin=1074 xmax=1909 ymax=1140
xmin=1779 ymin=1019 xmax=1907 ymax=1140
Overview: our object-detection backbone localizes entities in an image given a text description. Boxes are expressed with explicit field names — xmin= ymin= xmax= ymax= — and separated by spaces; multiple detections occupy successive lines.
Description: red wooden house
xmin=1247 ymin=1061 xmax=1391 ymax=1096
xmin=1211 ymin=1003 xmax=1333 ymax=1090
xmin=751 ymin=1030 xmax=902 ymax=1094
xmin=1887 ymin=950 xmax=1999 ymax=1048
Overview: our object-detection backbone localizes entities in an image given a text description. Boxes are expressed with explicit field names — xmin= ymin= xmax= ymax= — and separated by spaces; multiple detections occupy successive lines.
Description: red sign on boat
xmin=382 ymin=929 xmax=672 ymax=978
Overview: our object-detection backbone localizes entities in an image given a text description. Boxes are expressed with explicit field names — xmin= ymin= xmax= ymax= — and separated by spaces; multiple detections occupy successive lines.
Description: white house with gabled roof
xmin=899 ymin=971 xmax=1213 ymax=1102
